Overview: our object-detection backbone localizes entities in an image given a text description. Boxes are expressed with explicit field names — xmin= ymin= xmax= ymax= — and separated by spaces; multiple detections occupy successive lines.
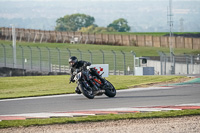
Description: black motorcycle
xmin=70 ymin=68 xmax=116 ymax=99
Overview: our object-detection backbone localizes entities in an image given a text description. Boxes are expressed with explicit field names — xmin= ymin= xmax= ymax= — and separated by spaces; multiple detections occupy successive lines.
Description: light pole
xmin=168 ymin=0 xmax=173 ymax=55
xmin=168 ymin=0 xmax=174 ymax=74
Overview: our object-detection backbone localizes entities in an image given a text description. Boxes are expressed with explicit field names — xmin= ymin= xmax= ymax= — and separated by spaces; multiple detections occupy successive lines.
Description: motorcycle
xmin=70 ymin=68 xmax=116 ymax=99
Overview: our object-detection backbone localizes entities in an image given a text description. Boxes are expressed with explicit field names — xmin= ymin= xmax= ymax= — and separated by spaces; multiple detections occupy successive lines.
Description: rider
xmin=68 ymin=56 xmax=107 ymax=94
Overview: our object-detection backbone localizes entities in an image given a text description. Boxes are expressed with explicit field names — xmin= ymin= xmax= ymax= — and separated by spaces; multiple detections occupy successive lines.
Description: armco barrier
xmin=0 ymin=27 xmax=200 ymax=49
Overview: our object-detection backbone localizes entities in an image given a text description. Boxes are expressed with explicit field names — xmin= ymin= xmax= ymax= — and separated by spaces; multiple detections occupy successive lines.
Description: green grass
xmin=1 ymin=40 xmax=200 ymax=57
xmin=0 ymin=75 xmax=190 ymax=99
xmin=0 ymin=109 xmax=199 ymax=128
xmin=2 ymin=39 xmax=200 ymax=72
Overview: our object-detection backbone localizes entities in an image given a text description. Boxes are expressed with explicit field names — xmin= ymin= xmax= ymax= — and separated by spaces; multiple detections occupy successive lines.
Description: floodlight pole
xmin=168 ymin=0 xmax=173 ymax=60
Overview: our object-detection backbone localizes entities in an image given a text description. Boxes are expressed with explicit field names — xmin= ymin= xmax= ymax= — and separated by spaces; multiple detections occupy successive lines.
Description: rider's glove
xmin=69 ymin=76 xmax=75 ymax=83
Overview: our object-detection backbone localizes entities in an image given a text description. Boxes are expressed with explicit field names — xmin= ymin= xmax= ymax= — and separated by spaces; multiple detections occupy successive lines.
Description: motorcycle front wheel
xmin=79 ymin=83 xmax=94 ymax=99
xmin=104 ymin=80 xmax=116 ymax=97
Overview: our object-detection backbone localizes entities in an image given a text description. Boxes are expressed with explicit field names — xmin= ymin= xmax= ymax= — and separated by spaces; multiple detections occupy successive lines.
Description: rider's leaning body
xmin=68 ymin=56 xmax=106 ymax=93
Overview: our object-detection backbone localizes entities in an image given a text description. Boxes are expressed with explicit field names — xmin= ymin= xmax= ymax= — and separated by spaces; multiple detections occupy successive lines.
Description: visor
xmin=69 ymin=61 xmax=75 ymax=66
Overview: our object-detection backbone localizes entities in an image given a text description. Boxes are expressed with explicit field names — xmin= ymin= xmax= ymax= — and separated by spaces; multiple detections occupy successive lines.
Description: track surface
xmin=0 ymin=82 xmax=200 ymax=116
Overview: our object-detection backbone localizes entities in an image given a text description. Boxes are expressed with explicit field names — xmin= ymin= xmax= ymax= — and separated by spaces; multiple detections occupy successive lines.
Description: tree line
xmin=55 ymin=13 xmax=130 ymax=33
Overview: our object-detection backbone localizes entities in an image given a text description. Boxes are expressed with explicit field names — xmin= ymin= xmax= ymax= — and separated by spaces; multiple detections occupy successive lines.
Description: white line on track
xmin=177 ymin=103 xmax=200 ymax=106
xmin=117 ymin=86 xmax=174 ymax=92
xmin=0 ymin=103 xmax=200 ymax=118
xmin=89 ymin=107 xmax=181 ymax=112
xmin=0 ymin=112 xmax=95 ymax=117
xmin=0 ymin=93 xmax=79 ymax=102
xmin=0 ymin=86 xmax=174 ymax=102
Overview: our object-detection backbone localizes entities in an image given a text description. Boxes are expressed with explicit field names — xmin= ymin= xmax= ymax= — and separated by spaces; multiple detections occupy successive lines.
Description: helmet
xmin=69 ymin=56 xmax=78 ymax=67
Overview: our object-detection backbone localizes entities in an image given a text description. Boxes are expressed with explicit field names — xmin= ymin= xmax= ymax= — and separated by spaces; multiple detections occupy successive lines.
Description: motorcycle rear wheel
xmin=104 ymin=80 xmax=116 ymax=97
xmin=79 ymin=83 xmax=94 ymax=99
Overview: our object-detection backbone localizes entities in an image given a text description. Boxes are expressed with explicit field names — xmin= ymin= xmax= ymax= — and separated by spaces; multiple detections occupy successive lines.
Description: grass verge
xmin=0 ymin=109 xmax=200 ymax=128
xmin=1 ymin=40 xmax=200 ymax=56
xmin=0 ymin=75 xmax=190 ymax=99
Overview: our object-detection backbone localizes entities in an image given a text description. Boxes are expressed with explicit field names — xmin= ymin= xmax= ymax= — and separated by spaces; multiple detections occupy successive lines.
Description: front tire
xmin=104 ymin=80 xmax=116 ymax=97
xmin=79 ymin=83 xmax=94 ymax=99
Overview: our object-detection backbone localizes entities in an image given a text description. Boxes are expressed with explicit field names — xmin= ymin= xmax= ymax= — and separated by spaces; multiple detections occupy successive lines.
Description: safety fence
xmin=1 ymin=27 xmax=200 ymax=49
xmin=0 ymin=44 xmax=136 ymax=75
xmin=148 ymin=52 xmax=200 ymax=75
xmin=1 ymin=44 xmax=200 ymax=75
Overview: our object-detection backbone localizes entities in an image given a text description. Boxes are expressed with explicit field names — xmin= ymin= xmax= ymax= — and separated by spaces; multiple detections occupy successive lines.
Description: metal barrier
xmin=157 ymin=51 xmax=200 ymax=75
xmin=1 ymin=44 xmax=200 ymax=75
xmin=0 ymin=44 xmax=136 ymax=75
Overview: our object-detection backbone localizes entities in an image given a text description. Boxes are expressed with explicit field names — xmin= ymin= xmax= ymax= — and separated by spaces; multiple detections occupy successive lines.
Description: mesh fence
xmin=1 ymin=44 xmax=200 ymax=75
xmin=0 ymin=44 xmax=135 ymax=75
xmin=158 ymin=52 xmax=200 ymax=75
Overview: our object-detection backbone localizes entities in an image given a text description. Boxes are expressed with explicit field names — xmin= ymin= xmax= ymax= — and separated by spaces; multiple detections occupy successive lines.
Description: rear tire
xmin=79 ymin=83 xmax=94 ymax=99
xmin=104 ymin=80 xmax=116 ymax=97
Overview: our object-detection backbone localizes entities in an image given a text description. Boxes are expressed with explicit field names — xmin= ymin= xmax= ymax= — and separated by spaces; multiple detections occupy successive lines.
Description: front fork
xmin=82 ymin=80 xmax=90 ymax=89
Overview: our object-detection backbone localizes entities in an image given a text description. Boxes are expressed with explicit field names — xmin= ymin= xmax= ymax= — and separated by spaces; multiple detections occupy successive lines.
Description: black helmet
xmin=69 ymin=56 xmax=78 ymax=67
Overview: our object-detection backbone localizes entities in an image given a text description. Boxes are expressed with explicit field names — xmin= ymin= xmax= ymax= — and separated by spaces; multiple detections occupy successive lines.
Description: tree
xmin=79 ymin=25 xmax=116 ymax=33
xmin=55 ymin=13 xmax=95 ymax=31
xmin=107 ymin=18 xmax=131 ymax=32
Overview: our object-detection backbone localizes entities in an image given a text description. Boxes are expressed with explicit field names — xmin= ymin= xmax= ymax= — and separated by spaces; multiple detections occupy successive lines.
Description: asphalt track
xmin=0 ymin=80 xmax=200 ymax=116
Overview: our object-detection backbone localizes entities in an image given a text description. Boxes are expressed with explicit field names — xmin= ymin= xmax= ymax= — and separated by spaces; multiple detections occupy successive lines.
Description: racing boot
xmin=75 ymin=87 xmax=81 ymax=94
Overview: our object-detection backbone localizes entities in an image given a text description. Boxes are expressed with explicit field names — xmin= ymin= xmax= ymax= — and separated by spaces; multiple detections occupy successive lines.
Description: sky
xmin=0 ymin=0 xmax=199 ymax=32
xmin=1 ymin=0 xmax=199 ymax=2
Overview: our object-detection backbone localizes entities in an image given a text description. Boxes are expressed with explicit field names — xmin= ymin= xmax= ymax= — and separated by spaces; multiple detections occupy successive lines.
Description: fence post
xmin=9 ymin=44 xmax=15 ymax=68
xmin=111 ymin=50 xmax=116 ymax=75
xmin=67 ymin=48 xmax=71 ymax=58
xmin=40 ymin=33 xmax=44 ymax=43
xmin=171 ymin=52 xmax=175 ymax=74
xmin=88 ymin=50 xmax=93 ymax=63
xmin=131 ymin=51 xmax=136 ymax=75
xmin=33 ymin=32 xmax=38 ymax=43
xmin=121 ymin=50 xmax=126 ymax=75
xmin=162 ymin=51 xmax=167 ymax=75
xmin=56 ymin=47 xmax=61 ymax=72
xmin=100 ymin=49 xmax=104 ymax=64
xmin=1 ymin=44 xmax=6 ymax=67
xmin=184 ymin=53 xmax=189 ymax=74
xmin=37 ymin=46 xmax=42 ymax=71
xmin=5 ymin=28 xmax=8 ymax=40
xmin=77 ymin=49 xmax=82 ymax=60
xmin=158 ymin=51 xmax=163 ymax=75
xmin=27 ymin=32 xmax=31 ymax=42
xmin=19 ymin=45 xmax=24 ymax=69
xmin=190 ymin=55 xmax=194 ymax=74
xmin=46 ymin=47 xmax=51 ymax=72
xmin=27 ymin=46 xmax=33 ymax=70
